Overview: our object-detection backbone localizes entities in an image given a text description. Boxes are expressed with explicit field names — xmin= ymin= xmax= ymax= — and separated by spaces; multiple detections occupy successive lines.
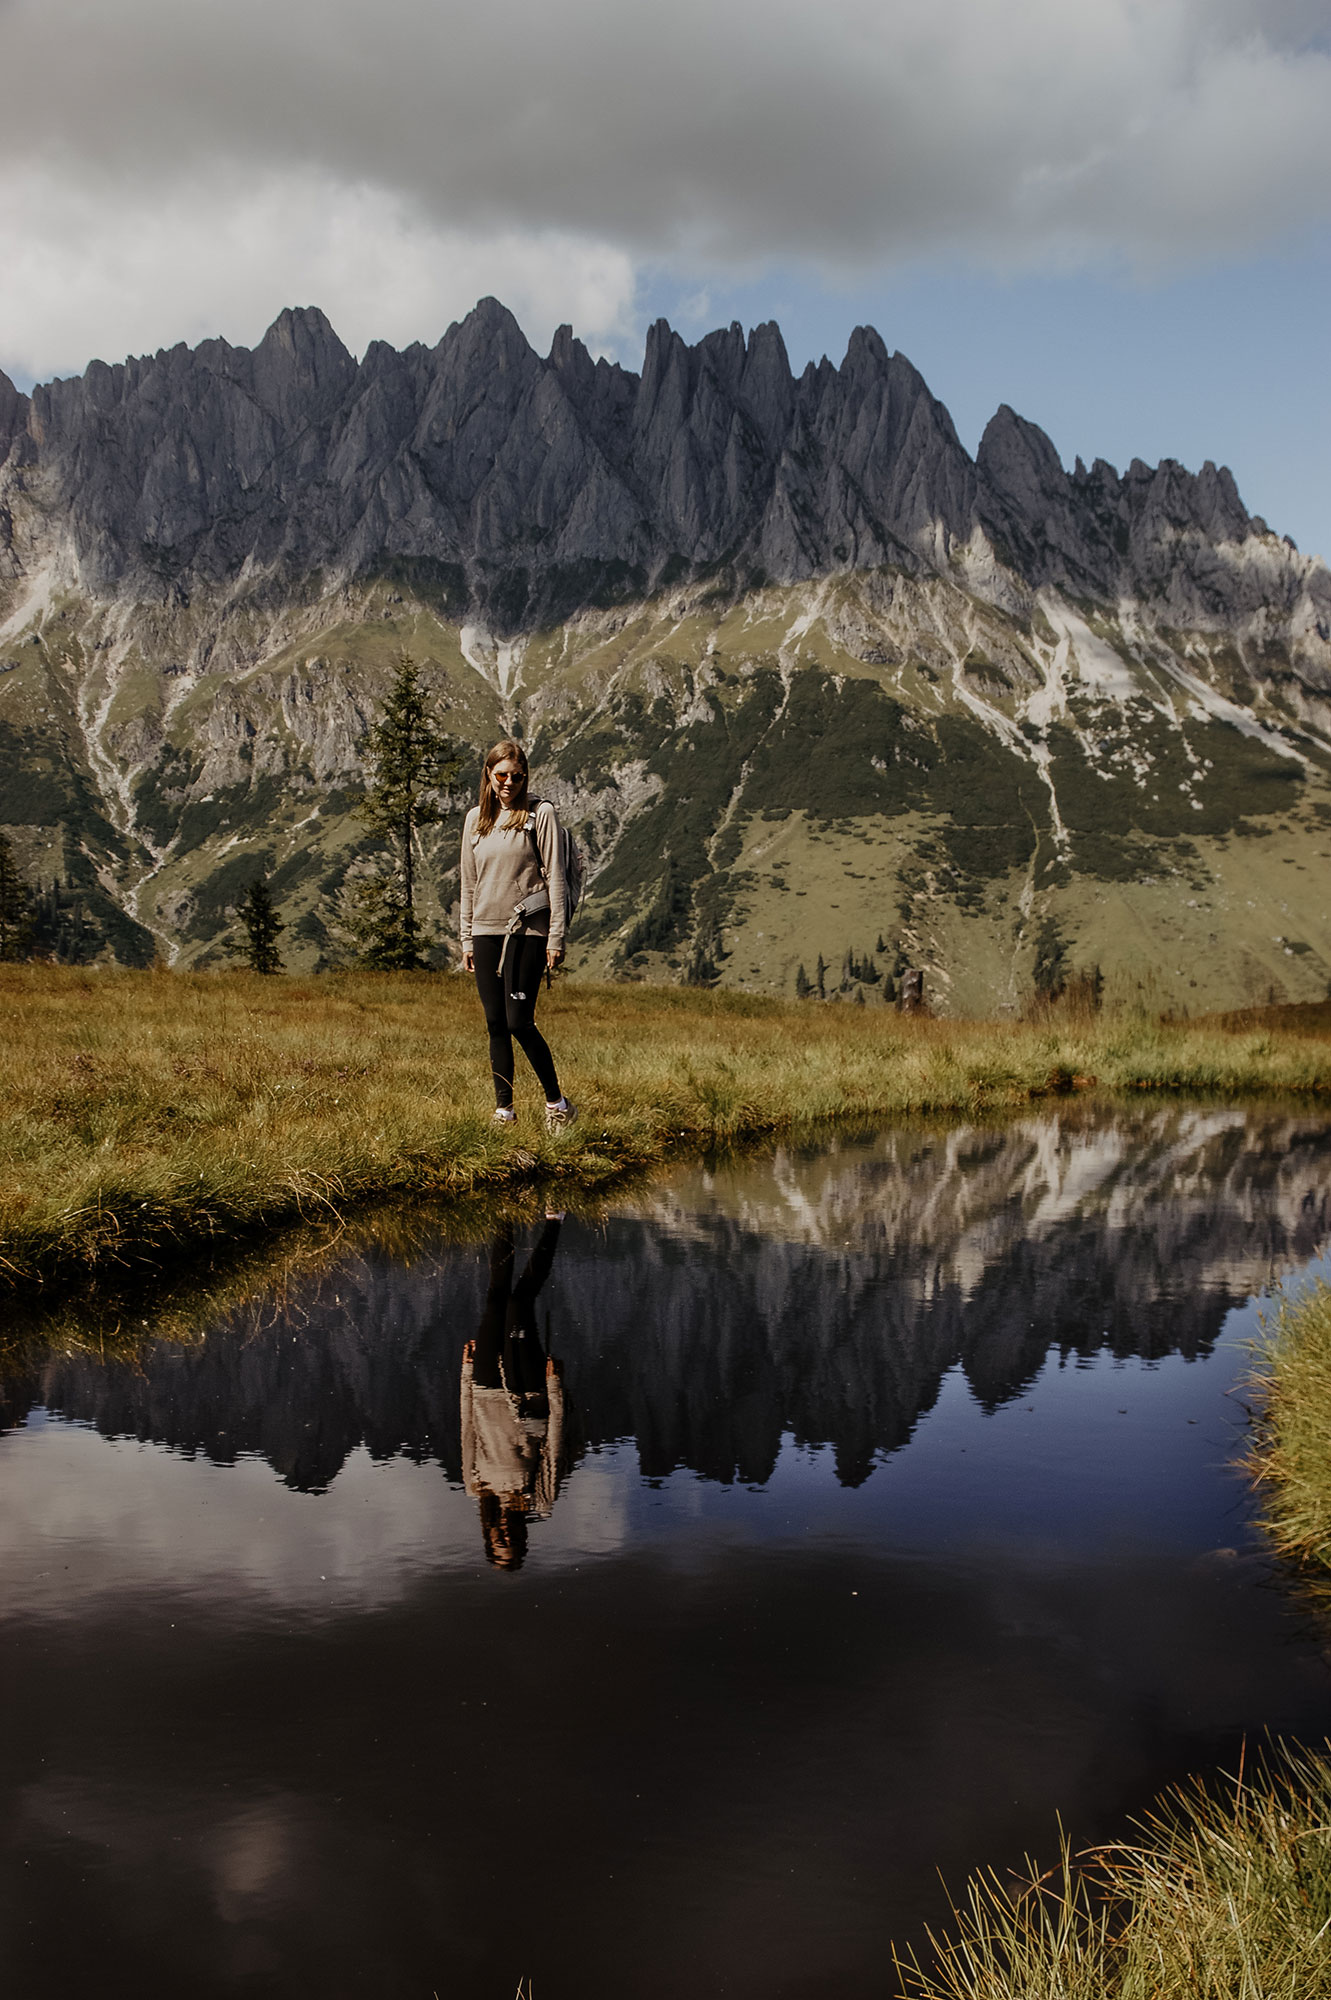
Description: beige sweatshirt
xmin=459 ymin=799 xmax=567 ymax=954
xmin=460 ymin=1362 xmax=567 ymax=1518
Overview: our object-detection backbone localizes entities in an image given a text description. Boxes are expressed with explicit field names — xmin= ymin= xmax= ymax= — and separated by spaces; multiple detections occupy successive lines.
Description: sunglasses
xmin=490 ymin=768 xmax=523 ymax=785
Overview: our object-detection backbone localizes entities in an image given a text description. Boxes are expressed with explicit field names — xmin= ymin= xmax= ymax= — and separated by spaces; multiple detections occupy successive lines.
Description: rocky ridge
xmin=1 ymin=301 xmax=1330 ymax=1006
xmin=3 ymin=300 xmax=1327 ymax=635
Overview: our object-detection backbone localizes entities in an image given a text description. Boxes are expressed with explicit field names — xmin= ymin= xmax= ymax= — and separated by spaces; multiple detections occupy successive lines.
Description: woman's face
xmin=489 ymin=758 xmax=524 ymax=804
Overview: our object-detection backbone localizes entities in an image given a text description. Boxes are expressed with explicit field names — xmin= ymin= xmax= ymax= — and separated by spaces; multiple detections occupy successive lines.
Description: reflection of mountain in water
xmin=5 ymin=1107 xmax=1330 ymax=1491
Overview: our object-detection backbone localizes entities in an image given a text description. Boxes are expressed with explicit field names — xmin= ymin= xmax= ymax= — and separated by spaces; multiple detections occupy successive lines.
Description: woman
xmin=460 ymin=739 xmax=576 ymax=1130
xmin=460 ymin=1216 xmax=578 ymax=1571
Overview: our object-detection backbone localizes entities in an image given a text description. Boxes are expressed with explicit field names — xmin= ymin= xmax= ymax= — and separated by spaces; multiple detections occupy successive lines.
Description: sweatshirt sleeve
xmin=459 ymin=809 xmax=477 ymax=951
xmin=535 ymin=1371 xmax=566 ymax=1516
xmin=460 ymin=1356 xmax=477 ymax=1496
xmin=535 ymin=801 xmax=567 ymax=954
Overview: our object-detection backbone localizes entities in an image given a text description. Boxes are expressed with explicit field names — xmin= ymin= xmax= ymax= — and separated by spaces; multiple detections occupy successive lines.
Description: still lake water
xmin=4 ymin=1104 xmax=1331 ymax=1997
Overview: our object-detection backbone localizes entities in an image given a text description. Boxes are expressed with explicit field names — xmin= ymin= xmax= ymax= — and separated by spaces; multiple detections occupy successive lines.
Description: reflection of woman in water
xmin=461 ymin=1216 xmax=576 ymax=1569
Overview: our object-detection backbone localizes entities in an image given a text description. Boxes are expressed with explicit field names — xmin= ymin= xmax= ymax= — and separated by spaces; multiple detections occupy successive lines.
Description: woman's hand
xmin=463 ymin=949 xmax=475 ymax=973
xmin=546 ymin=946 xmax=564 ymax=972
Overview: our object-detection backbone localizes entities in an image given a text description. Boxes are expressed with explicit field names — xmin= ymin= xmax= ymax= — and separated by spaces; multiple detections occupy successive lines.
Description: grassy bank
xmin=1249 ymin=1277 xmax=1331 ymax=1585
xmin=4 ymin=964 xmax=1331 ymax=1296
xmin=893 ymin=1742 xmax=1331 ymax=1999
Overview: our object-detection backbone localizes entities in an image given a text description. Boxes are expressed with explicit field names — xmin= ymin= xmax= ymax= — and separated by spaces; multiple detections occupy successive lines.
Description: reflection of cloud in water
xmin=535 ymin=1459 xmax=632 ymax=1559
xmin=0 ymin=1428 xmax=479 ymax=1617
xmin=0 ymin=1428 xmax=633 ymax=1620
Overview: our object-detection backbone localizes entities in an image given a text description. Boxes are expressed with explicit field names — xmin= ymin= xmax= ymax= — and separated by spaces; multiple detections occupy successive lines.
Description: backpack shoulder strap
xmin=526 ymin=800 xmax=552 ymax=862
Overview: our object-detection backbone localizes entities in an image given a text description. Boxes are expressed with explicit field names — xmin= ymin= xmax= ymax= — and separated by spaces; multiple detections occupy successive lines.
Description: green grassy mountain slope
xmin=2 ymin=565 xmax=1327 ymax=1013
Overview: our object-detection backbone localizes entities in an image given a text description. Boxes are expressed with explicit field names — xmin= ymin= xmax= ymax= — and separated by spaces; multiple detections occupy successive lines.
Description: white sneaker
xmin=545 ymin=1097 xmax=577 ymax=1132
xmin=492 ymin=1106 xmax=517 ymax=1125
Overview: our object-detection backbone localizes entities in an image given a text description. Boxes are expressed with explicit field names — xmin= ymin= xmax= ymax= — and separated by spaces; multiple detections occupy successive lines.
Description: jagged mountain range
xmin=1 ymin=300 xmax=1330 ymax=1006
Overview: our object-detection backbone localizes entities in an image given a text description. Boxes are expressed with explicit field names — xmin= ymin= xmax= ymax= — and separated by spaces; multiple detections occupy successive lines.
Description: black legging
xmin=472 ymin=931 xmax=561 ymax=1108
xmin=471 ymin=1219 xmax=562 ymax=1400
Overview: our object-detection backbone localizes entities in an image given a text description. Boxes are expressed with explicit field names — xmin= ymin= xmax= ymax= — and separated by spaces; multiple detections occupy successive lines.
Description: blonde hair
xmin=476 ymin=738 xmax=530 ymax=835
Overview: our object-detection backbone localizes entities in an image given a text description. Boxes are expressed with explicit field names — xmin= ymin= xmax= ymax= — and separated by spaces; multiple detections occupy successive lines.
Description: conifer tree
xmin=0 ymin=832 xmax=32 ymax=961
xmin=352 ymin=653 xmax=460 ymax=970
xmin=237 ymin=875 xmax=285 ymax=974
xmin=795 ymin=963 xmax=811 ymax=999
xmin=26 ymin=878 xmax=95 ymax=964
xmin=815 ymin=953 xmax=827 ymax=999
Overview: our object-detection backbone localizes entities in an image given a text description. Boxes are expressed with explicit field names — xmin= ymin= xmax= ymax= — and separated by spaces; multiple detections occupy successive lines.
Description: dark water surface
xmin=5 ymin=1105 xmax=1331 ymax=1997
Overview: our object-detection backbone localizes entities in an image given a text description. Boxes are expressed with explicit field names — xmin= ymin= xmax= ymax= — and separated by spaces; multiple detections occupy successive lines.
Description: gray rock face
xmin=5 ymin=301 xmax=1320 ymax=636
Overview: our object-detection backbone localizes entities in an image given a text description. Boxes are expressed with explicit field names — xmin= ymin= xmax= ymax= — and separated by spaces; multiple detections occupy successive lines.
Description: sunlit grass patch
xmin=894 ymin=1742 xmax=1331 ymax=2000
xmin=1249 ymin=1278 xmax=1331 ymax=1577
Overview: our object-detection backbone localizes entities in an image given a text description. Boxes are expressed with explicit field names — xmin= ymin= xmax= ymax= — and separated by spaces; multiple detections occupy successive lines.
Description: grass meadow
xmin=3 ymin=964 xmax=1331 ymax=1295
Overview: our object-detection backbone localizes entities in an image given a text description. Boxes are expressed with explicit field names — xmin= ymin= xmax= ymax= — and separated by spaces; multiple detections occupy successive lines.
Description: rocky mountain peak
xmin=1 ymin=299 xmax=1326 ymax=644
xmin=0 ymin=369 xmax=29 ymax=461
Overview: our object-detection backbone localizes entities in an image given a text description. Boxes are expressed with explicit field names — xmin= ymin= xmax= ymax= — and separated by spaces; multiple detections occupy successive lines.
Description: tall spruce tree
xmin=0 ymin=832 xmax=32 ymax=961
xmin=237 ymin=875 xmax=285 ymax=974
xmin=353 ymin=653 xmax=460 ymax=970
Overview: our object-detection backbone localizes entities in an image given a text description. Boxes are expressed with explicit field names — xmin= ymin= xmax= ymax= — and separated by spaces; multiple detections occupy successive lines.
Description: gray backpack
xmin=524 ymin=802 xmax=584 ymax=934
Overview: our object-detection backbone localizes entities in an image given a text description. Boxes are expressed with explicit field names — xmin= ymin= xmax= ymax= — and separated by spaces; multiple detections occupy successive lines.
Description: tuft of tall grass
xmin=895 ymin=1741 xmax=1331 ymax=2000
xmin=2 ymin=965 xmax=1329 ymax=1295
xmin=1249 ymin=1279 xmax=1331 ymax=1579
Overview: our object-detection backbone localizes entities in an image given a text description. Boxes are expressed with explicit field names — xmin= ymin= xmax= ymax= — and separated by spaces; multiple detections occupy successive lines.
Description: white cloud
xmin=0 ymin=162 xmax=637 ymax=382
xmin=2 ymin=0 xmax=1330 ymax=378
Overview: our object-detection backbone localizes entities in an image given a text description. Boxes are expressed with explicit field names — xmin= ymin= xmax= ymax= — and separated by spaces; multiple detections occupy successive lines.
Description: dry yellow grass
xmin=1249 ymin=1278 xmax=1331 ymax=1584
xmin=3 ymin=963 xmax=1330 ymax=1294
xmin=894 ymin=1742 xmax=1331 ymax=2000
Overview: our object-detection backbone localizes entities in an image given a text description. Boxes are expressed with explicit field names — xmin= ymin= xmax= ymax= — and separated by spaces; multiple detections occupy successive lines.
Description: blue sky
xmin=640 ymin=232 xmax=1331 ymax=560
xmin=4 ymin=0 xmax=1329 ymax=559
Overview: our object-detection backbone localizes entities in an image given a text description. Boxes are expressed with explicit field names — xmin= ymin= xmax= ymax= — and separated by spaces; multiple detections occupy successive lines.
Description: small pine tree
xmin=683 ymin=918 xmax=722 ymax=987
xmin=353 ymin=652 xmax=460 ymax=970
xmin=795 ymin=962 xmax=812 ymax=999
xmin=0 ymin=832 xmax=32 ymax=961
xmin=1033 ymin=917 xmax=1069 ymax=1001
xmin=26 ymin=879 xmax=95 ymax=963
xmin=815 ymin=953 xmax=827 ymax=999
xmin=333 ymin=868 xmax=416 ymax=973
xmin=237 ymin=875 xmax=284 ymax=974
xmin=622 ymin=851 xmax=693 ymax=961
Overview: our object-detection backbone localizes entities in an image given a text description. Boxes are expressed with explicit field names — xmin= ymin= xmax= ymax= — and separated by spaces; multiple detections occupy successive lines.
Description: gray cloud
xmin=7 ymin=0 xmax=1331 ymax=269
xmin=4 ymin=0 xmax=1331 ymax=382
